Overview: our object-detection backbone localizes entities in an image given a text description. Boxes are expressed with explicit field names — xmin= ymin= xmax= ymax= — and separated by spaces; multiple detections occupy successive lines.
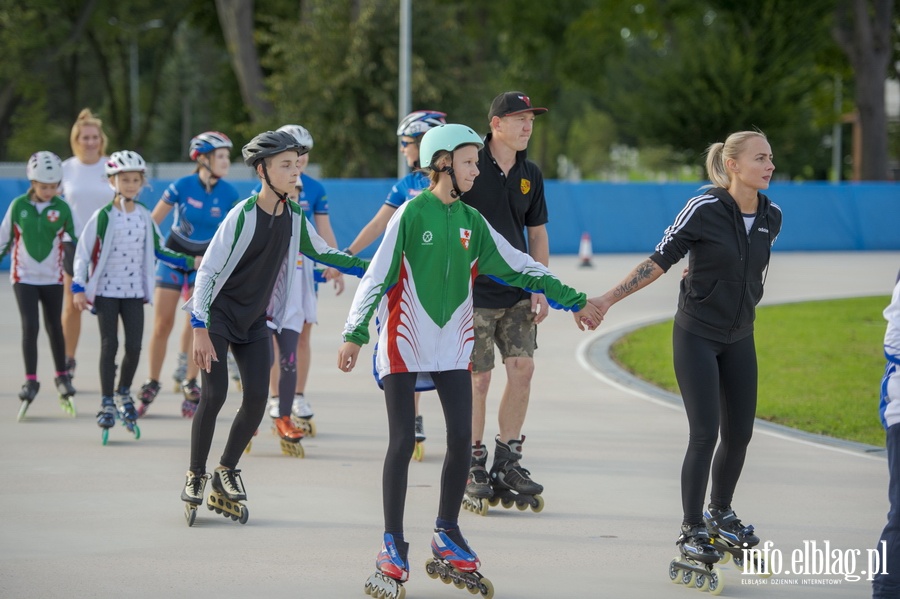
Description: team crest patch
xmin=460 ymin=228 xmax=471 ymax=249
xmin=422 ymin=231 xmax=433 ymax=244
xmin=520 ymin=178 xmax=531 ymax=195
xmin=46 ymin=210 xmax=60 ymax=223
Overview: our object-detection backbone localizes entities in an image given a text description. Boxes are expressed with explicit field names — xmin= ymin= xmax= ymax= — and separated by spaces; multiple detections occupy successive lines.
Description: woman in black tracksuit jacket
xmin=583 ymin=130 xmax=782 ymax=563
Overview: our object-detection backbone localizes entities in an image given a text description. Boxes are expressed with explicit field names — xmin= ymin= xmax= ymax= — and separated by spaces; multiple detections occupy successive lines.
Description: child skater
xmin=180 ymin=130 xmax=366 ymax=526
xmin=0 ymin=152 xmax=78 ymax=420
xmin=71 ymin=151 xmax=195 ymax=443
xmin=337 ymin=124 xmax=602 ymax=598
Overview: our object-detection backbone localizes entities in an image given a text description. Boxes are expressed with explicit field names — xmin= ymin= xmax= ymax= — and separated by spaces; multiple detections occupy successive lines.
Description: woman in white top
xmin=60 ymin=108 xmax=114 ymax=378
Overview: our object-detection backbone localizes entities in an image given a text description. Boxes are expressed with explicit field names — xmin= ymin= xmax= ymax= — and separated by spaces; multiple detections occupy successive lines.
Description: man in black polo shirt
xmin=461 ymin=91 xmax=550 ymax=509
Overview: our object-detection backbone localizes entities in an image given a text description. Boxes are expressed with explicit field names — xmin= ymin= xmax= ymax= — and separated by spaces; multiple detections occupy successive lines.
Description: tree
xmin=832 ymin=0 xmax=894 ymax=180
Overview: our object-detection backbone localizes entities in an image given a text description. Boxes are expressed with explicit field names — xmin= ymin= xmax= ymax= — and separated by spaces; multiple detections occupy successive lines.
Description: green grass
xmin=610 ymin=296 xmax=890 ymax=447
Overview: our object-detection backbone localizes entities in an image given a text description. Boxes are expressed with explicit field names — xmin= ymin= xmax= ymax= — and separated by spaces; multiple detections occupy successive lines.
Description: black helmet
xmin=242 ymin=130 xmax=308 ymax=167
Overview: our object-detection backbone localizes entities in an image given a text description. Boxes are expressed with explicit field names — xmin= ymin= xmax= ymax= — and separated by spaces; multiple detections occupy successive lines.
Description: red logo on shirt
xmin=460 ymin=228 xmax=471 ymax=249
xmin=46 ymin=210 xmax=60 ymax=223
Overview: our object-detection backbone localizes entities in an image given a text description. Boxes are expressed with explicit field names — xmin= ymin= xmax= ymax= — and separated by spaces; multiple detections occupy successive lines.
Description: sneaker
xmin=291 ymin=394 xmax=313 ymax=420
xmin=267 ymin=396 xmax=280 ymax=419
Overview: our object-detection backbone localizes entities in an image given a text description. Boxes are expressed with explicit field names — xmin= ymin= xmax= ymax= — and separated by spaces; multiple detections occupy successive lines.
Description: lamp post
xmin=109 ymin=18 xmax=164 ymax=142
xmin=398 ymin=0 xmax=411 ymax=178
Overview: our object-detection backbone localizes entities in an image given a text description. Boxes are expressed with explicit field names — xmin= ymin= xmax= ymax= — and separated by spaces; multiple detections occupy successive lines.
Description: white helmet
xmin=277 ymin=124 xmax=314 ymax=150
xmin=105 ymin=151 xmax=147 ymax=177
xmin=26 ymin=151 xmax=63 ymax=184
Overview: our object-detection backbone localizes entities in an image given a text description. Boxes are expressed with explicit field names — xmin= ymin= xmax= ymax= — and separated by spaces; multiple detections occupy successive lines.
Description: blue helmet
xmin=189 ymin=131 xmax=233 ymax=161
xmin=397 ymin=110 xmax=447 ymax=138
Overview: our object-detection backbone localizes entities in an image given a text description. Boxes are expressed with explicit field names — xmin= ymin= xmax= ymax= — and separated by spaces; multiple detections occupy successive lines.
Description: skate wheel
xmin=530 ymin=495 xmax=545 ymax=513
xmin=487 ymin=497 xmax=499 ymax=507
xmin=133 ymin=424 xmax=141 ymax=440
xmin=478 ymin=500 xmax=489 ymax=517
xmin=694 ymin=571 xmax=710 ymax=591
xmin=733 ymin=554 xmax=745 ymax=568
xmin=424 ymin=558 xmax=439 ymax=579
xmin=718 ymin=550 xmax=731 ymax=565
xmin=477 ymin=577 xmax=494 ymax=599
xmin=708 ymin=568 xmax=724 ymax=595
xmin=668 ymin=558 xmax=681 ymax=583
xmin=515 ymin=500 xmax=528 ymax=511
xmin=101 ymin=428 xmax=109 ymax=445
xmin=17 ymin=401 xmax=29 ymax=422
xmin=680 ymin=569 xmax=693 ymax=585
xmin=412 ymin=442 xmax=425 ymax=462
xmin=500 ymin=498 xmax=513 ymax=509
xmin=239 ymin=506 xmax=249 ymax=524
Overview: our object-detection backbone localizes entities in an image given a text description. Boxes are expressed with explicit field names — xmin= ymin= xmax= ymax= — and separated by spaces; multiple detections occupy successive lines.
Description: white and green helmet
xmin=419 ymin=124 xmax=483 ymax=170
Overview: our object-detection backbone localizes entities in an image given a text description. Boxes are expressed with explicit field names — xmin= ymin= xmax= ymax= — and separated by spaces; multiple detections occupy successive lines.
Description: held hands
xmin=531 ymin=293 xmax=549 ymax=325
xmin=192 ymin=328 xmax=218 ymax=373
xmin=574 ymin=297 xmax=608 ymax=331
xmin=73 ymin=292 xmax=88 ymax=312
xmin=337 ymin=341 xmax=361 ymax=372
xmin=323 ymin=267 xmax=344 ymax=295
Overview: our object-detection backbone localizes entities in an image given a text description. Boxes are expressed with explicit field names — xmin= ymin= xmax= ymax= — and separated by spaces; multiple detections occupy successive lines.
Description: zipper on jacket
xmin=435 ymin=203 xmax=453 ymax=371
xmin=729 ymin=212 xmax=754 ymax=339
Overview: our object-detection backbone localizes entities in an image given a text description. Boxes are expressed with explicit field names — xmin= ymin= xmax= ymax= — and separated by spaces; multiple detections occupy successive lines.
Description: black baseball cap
xmin=488 ymin=91 xmax=548 ymax=120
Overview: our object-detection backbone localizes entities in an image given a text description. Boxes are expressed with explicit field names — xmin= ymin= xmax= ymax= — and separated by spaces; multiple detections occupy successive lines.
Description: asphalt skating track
xmin=1 ymin=252 xmax=896 ymax=598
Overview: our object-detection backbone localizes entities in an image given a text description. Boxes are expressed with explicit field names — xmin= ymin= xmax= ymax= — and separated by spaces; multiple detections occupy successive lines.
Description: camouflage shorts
xmin=470 ymin=299 xmax=537 ymax=373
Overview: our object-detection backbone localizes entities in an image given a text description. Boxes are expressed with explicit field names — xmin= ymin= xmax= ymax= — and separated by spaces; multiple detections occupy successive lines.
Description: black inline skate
xmin=17 ymin=380 xmax=40 ymax=422
xmin=55 ymin=374 xmax=76 ymax=416
xmin=116 ymin=388 xmax=141 ymax=440
xmin=207 ymin=466 xmax=249 ymax=524
xmin=181 ymin=471 xmax=210 ymax=526
xmin=704 ymin=505 xmax=769 ymax=576
xmin=462 ymin=443 xmax=492 ymax=516
xmin=425 ymin=527 xmax=494 ymax=598
xmin=668 ymin=522 xmax=724 ymax=594
xmin=487 ymin=436 xmax=544 ymax=513
xmin=97 ymin=396 xmax=117 ymax=445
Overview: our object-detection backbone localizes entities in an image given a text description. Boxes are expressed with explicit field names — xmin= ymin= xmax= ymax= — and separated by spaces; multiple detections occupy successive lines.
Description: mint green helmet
xmin=419 ymin=124 xmax=483 ymax=170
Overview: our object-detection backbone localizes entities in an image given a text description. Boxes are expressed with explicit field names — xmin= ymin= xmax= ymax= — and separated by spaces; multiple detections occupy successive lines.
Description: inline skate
xmin=291 ymin=393 xmax=316 ymax=437
xmin=425 ymin=528 xmax=494 ymax=598
xmin=137 ymin=379 xmax=160 ymax=417
xmin=171 ymin=352 xmax=187 ymax=392
xmin=181 ymin=378 xmax=200 ymax=418
xmin=55 ymin=374 xmax=76 ymax=416
xmin=668 ymin=522 xmax=724 ymax=594
xmin=116 ymin=388 xmax=141 ymax=440
xmin=181 ymin=470 xmax=210 ymax=526
xmin=412 ymin=415 xmax=426 ymax=461
xmin=97 ymin=396 xmax=117 ymax=445
xmin=267 ymin=396 xmax=280 ymax=419
xmin=487 ymin=436 xmax=544 ymax=513
xmin=206 ymin=466 xmax=249 ymax=524
xmin=17 ymin=380 xmax=39 ymax=422
xmin=364 ymin=533 xmax=408 ymax=599
xmin=272 ymin=415 xmax=305 ymax=457
xmin=704 ymin=505 xmax=768 ymax=576
xmin=65 ymin=356 xmax=76 ymax=379
xmin=462 ymin=443 xmax=492 ymax=516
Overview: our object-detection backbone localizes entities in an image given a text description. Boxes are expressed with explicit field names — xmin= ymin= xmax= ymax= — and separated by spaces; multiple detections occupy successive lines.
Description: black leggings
xmin=190 ymin=332 xmax=272 ymax=474
xmin=94 ymin=296 xmax=145 ymax=397
xmin=673 ymin=323 xmax=758 ymax=525
xmin=382 ymin=370 xmax=472 ymax=534
xmin=13 ymin=283 xmax=66 ymax=376
xmin=270 ymin=327 xmax=300 ymax=416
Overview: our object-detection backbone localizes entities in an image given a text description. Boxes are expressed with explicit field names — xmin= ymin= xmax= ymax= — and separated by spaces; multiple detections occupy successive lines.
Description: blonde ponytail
xmin=704 ymin=131 xmax=767 ymax=189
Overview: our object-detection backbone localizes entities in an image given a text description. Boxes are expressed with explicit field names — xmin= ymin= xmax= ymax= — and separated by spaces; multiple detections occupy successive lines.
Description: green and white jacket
xmin=0 ymin=194 xmax=76 ymax=285
xmin=72 ymin=201 xmax=194 ymax=304
xmin=343 ymin=190 xmax=587 ymax=377
xmin=185 ymin=195 xmax=367 ymax=331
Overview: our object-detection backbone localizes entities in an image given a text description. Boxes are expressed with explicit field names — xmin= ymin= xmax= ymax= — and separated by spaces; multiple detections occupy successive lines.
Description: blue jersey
xmin=161 ymin=173 xmax=240 ymax=253
xmin=252 ymin=173 xmax=327 ymax=222
xmin=385 ymin=171 xmax=429 ymax=208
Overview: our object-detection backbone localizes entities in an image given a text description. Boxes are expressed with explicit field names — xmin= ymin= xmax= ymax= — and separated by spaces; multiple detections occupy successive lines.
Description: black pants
xmin=190 ymin=332 xmax=272 ymax=474
xmin=270 ymin=327 xmax=300 ymax=417
xmin=381 ymin=370 xmax=472 ymax=534
xmin=673 ymin=323 xmax=758 ymax=525
xmin=13 ymin=283 xmax=67 ymax=376
xmin=94 ymin=296 xmax=144 ymax=397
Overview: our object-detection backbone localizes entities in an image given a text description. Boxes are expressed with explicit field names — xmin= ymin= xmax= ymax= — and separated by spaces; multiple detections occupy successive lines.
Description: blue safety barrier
xmin=0 ymin=179 xmax=896 ymax=269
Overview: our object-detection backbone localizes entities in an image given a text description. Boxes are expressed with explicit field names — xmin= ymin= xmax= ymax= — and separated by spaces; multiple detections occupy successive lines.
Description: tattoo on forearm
xmin=613 ymin=260 xmax=655 ymax=298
